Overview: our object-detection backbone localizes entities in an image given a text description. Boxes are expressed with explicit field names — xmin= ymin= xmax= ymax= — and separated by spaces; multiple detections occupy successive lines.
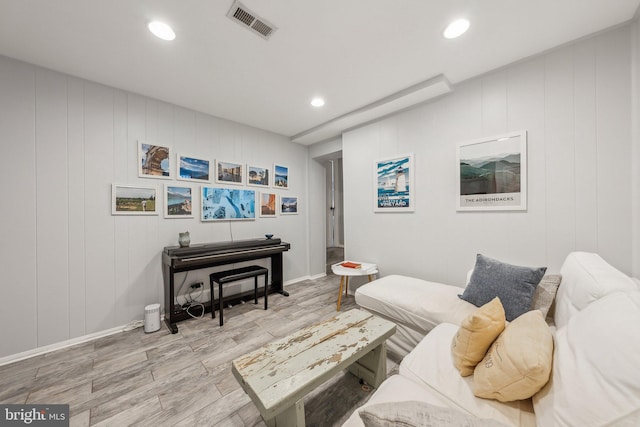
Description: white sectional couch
xmin=353 ymin=274 xmax=477 ymax=359
xmin=344 ymin=252 xmax=640 ymax=427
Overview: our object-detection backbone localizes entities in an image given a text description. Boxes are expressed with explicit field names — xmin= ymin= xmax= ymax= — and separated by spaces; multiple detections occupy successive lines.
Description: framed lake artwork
xmin=259 ymin=192 xmax=277 ymax=217
xmin=201 ymin=187 xmax=255 ymax=221
xmin=273 ymin=164 xmax=289 ymax=189
xmin=456 ymin=131 xmax=527 ymax=211
xmin=374 ymin=154 xmax=414 ymax=212
xmin=280 ymin=196 xmax=298 ymax=215
xmin=247 ymin=164 xmax=270 ymax=187
xmin=216 ymin=160 xmax=244 ymax=185
xmin=138 ymin=141 xmax=171 ymax=179
xmin=164 ymin=185 xmax=194 ymax=218
xmin=177 ymin=154 xmax=210 ymax=182
xmin=112 ymin=184 xmax=158 ymax=215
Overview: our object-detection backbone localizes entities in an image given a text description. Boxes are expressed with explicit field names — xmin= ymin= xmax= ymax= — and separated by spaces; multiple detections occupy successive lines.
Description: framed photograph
xmin=177 ymin=154 xmax=210 ymax=182
xmin=273 ymin=164 xmax=289 ymax=189
xmin=112 ymin=184 xmax=158 ymax=215
xmin=247 ymin=164 xmax=270 ymax=187
xmin=456 ymin=130 xmax=527 ymax=211
xmin=374 ymin=153 xmax=414 ymax=212
xmin=201 ymin=187 xmax=255 ymax=221
xmin=280 ymin=196 xmax=298 ymax=215
xmin=259 ymin=192 xmax=277 ymax=217
xmin=165 ymin=185 xmax=194 ymax=218
xmin=138 ymin=141 xmax=171 ymax=179
xmin=216 ymin=160 xmax=244 ymax=185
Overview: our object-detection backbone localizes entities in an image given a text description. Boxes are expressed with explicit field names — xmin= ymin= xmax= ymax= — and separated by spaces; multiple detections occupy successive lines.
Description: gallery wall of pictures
xmin=111 ymin=141 xmax=298 ymax=218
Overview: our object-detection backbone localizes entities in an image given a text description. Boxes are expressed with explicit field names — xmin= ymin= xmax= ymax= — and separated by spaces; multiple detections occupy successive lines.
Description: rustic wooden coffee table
xmin=231 ymin=309 xmax=396 ymax=427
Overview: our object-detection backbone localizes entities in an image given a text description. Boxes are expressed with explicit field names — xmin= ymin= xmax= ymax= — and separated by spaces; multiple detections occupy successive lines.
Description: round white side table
xmin=331 ymin=261 xmax=378 ymax=311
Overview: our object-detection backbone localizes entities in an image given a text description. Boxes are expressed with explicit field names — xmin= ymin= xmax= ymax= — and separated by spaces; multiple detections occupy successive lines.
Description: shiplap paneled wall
xmin=632 ymin=19 xmax=640 ymax=279
xmin=0 ymin=55 xmax=314 ymax=359
xmin=342 ymin=25 xmax=636 ymax=289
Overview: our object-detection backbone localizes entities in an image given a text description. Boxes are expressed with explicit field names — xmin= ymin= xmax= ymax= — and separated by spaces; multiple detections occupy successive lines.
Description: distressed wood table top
xmin=231 ymin=309 xmax=396 ymax=421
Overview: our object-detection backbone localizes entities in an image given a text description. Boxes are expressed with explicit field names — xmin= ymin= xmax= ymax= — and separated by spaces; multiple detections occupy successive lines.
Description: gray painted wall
xmin=0 ymin=55 xmax=313 ymax=359
xmin=343 ymin=25 xmax=637 ymax=291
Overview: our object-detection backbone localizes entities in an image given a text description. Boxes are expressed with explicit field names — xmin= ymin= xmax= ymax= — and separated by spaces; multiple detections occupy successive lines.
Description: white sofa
xmin=344 ymin=252 xmax=640 ymax=427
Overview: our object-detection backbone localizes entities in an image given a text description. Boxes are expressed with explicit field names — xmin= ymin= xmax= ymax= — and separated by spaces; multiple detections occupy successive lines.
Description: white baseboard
xmin=0 ymin=319 xmax=150 ymax=367
xmin=284 ymin=273 xmax=326 ymax=286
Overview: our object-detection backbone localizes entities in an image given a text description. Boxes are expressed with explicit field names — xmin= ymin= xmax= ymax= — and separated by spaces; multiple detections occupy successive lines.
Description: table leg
xmin=368 ymin=274 xmax=373 ymax=282
xmin=345 ymin=276 xmax=349 ymax=296
xmin=337 ymin=276 xmax=344 ymax=311
xmin=264 ymin=399 xmax=305 ymax=427
xmin=348 ymin=342 xmax=387 ymax=388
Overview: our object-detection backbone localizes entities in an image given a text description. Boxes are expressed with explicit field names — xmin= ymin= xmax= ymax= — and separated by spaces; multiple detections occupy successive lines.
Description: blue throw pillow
xmin=459 ymin=254 xmax=547 ymax=321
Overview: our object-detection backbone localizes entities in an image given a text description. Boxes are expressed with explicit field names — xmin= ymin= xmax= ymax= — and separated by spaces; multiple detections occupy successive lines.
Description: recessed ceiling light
xmin=443 ymin=18 xmax=470 ymax=39
xmin=148 ymin=21 xmax=176 ymax=41
xmin=311 ymin=98 xmax=325 ymax=107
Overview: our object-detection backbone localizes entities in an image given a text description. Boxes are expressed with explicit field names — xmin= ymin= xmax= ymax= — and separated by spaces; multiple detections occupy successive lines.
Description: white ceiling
xmin=0 ymin=1 xmax=638 ymax=145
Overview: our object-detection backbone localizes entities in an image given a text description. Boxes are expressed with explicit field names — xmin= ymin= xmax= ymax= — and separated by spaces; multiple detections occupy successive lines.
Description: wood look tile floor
xmin=0 ymin=274 xmax=396 ymax=426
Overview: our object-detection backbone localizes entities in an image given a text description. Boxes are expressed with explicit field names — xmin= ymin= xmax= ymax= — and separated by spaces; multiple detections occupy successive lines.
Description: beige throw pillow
xmin=473 ymin=310 xmax=553 ymax=402
xmin=451 ymin=297 xmax=506 ymax=376
xmin=531 ymin=274 xmax=562 ymax=319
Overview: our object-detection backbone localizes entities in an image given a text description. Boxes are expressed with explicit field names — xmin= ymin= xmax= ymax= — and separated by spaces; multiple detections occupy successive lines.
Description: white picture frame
xmin=280 ymin=196 xmax=298 ymax=215
xmin=373 ymin=153 xmax=414 ymax=212
xmin=177 ymin=154 xmax=210 ymax=182
xmin=215 ymin=160 xmax=244 ymax=185
xmin=112 ymin=184 xmax=158 ymax=215
xmin=259 ymin=192 xmax=277 ymax=217
xmin=247 ymin=164 xmax=270 ymax=187
xmin=456 ymin=130 xmax=527 ymax=211
xmin=164 ymin=184 xmax=194 ymax=218
xmin=273 ymin=164 xmax=289 ymax=189
xmin=201 ymin=186 xmax=256 ymax=221
xmin=138 ymin=141 xmax=171 ymax=179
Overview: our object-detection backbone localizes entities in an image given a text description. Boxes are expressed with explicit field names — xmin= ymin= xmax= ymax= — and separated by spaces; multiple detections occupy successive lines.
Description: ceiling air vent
xmin=226 ymin=1 xmax=277 ymax=40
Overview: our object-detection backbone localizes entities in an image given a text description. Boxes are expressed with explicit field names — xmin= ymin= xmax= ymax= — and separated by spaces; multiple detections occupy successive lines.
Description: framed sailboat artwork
xmin=373 ymin=153 xmax=414 ymax=212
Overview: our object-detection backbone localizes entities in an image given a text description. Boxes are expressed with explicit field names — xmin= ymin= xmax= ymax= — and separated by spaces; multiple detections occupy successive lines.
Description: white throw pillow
xmin=554 ymin=252 xmax=637 ymax=328
xmin=533 ymin=291 xmax=640 ymax=426
xmin=358 ymin=401 xmax=509 ymax=427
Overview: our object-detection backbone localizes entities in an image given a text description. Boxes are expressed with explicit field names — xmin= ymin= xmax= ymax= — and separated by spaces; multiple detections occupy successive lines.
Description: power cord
xmin=174 ymin=272 xmax=190 ymax=311
xmin=184 ymin=284 xmax=205 ymax=319
xmin=175 ymin=272 xmax=205 ymax=319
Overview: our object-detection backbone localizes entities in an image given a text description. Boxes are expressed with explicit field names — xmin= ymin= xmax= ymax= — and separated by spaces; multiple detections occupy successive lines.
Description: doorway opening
xmin=325 ymin=157 xmax=344 ymax=273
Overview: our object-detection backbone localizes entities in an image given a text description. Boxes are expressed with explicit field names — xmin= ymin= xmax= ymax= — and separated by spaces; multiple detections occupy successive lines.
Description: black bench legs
xmin=209 ymin=265 xmax=269 ymax=326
